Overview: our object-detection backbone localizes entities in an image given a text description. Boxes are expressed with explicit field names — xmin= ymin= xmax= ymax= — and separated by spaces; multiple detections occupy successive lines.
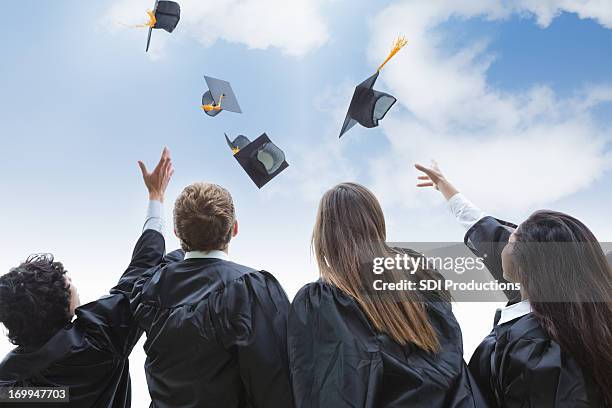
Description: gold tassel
xmin=120 ymin=10 xmax=156 ymax=28
xmin=202 ymin=94 xmax=225 ymax=112
xmin=231 ymin=146 xmax=240 ymax=155
xmin=377 ymin=36 xmax=408 ymax=72
xmin=142 ymin=10 xmax=157 ymax=28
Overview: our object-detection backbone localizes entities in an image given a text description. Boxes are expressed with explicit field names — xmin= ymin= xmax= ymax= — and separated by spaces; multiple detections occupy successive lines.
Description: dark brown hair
xmin=312 ymin=182 xmax=440 ymax=352
xmin=174 ymin=182 xmax=235 ymax=252
xmin=512 ymin=210 xmax=612 ymax=406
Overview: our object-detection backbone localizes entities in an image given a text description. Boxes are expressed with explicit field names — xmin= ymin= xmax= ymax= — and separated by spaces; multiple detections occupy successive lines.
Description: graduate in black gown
xmin=129 ymin=181 xmax=293 ymax=408
xmin=416 ymin=162 xmax=612 ymax=407
xmin=0 ymin=147 xmax=176 ymax=407
xmin=289 ymin=182 xmax=482 ymax=408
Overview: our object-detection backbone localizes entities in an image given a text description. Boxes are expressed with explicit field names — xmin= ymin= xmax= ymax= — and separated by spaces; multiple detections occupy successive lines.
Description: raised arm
xmin=75 ymin=148 xmax=176 ymax=355
xmin=113 ymin=147 xmax=175 ymax=293
xmin=415 ymin=161 xmax=519 ymax=301
xmin=415 ymin=161 xmax=459 ymax=200
xmin=415 ymin=162 xmax=487 ymax=230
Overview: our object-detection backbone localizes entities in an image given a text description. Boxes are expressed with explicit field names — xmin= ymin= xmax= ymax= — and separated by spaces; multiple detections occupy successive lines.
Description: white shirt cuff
xmin=143 ymin=199 xmax=164 ymax=234
xmin=447 ymin=193 xmax=487 ymax=231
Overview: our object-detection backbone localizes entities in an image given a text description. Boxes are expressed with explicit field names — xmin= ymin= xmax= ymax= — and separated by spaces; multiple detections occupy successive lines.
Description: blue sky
xmin=1 ymin=0 xmax=611 ymax=403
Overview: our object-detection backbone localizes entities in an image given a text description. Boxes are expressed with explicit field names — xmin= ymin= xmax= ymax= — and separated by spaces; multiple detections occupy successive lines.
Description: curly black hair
xmin=0 ymin=254 xmax=71 ymax=347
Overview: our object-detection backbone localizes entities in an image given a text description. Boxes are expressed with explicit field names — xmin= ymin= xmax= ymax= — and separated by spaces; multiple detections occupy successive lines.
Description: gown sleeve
xmin=467 ymin=331 xmax=499 ymax=408
xmin=288 ymin=282 xmax=382 ymax=408
xmin=112 ymin=229 xmax=166 ymax=295
xmin=212 ymin=270 xmax=293 ymax=408
xmin=76 ymin=230 xmax=168 ymax=356
xmin=464 ymin=216 xmax=520 ymax=302
xmin=499 ymin=337 xmax=596 ymax=407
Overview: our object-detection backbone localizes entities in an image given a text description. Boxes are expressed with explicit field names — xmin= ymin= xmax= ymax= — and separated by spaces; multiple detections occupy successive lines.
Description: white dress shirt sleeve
xmin=447 ymin=193 xmax=487 ymax=231
xmin=143 ymin=199 xmax=164 ymax=235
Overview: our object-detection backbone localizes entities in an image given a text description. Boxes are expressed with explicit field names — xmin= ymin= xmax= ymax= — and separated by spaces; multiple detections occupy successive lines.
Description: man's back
xmin=134 ymin=256 xmax=293 ymax=408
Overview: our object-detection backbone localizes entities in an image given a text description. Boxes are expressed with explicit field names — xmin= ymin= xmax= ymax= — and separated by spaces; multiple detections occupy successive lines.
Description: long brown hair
xmin=513 ymin=210 xmax=612 ymax=406
xmin=312 ymin=182 xmax=440 ymax=352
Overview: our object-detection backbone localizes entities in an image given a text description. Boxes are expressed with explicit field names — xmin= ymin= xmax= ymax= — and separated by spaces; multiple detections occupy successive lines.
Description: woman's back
xmin=290 ymin=182 xmax=482 ymax=407
xmin=289 ymin=280 xmax=480 ymax=407
xmin=470 ymin=310 xmax=604 ymax=407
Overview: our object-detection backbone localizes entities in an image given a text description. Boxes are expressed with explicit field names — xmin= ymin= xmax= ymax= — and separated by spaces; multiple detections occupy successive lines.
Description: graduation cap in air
xmin=202 ymin=76 xmax=242 ymax=117
xmin=144 ymin=0 xmax=181 ymax=52
xmin=225 ymin=133 xmax=289 ymax=188
xmin=339 ymin=37 xmax=407 ymax=138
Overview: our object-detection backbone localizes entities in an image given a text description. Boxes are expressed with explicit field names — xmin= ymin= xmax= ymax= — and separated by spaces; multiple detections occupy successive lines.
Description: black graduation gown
xmin=131 ymin=256 xmax=293 ymax=408
xmin=465 ymin=216 xmax=605 ymax=407
xmin=0 ymin=229 xmax=168 ymax=408
xmin=288 ymin=281 xmax=481 ymax=408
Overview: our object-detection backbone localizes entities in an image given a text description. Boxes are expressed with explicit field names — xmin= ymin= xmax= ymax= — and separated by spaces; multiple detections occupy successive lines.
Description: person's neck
xmin=206 ymin=247 xmax=229 ymax=255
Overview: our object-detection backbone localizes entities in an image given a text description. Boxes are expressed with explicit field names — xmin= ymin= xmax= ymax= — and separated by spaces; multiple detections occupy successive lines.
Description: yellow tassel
xmin=201 ymin=94 xmax=224 ymax=112
xmin=377 ymin=36 xmax=408 ymax=72
xmin=201 ymin=104 xmax=220 ymax=112
xmin=231 ymin=146 xmax=240 ymax=155
xmin=143 ymin=10 xmax=157 ymax=28
xmin=121 ymin=10 xmax=156 ymax=28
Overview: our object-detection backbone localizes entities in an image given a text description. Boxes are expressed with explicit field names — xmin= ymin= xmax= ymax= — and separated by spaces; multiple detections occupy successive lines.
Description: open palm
xmin=138 ymin=147 xmax=174 ymax=202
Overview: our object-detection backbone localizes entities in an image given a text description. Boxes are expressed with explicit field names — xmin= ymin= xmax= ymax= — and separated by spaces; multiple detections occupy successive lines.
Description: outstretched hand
xmin=138 ymin=147 xmax=174 ymax=202
xmin=414 ymin=161 xmax=459 ymax=201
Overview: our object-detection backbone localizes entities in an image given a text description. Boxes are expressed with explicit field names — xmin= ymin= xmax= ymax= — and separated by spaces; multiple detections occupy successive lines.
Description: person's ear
xmin=501 ymin=244 xmax=519 ymax=283
xmin=232 ymin=220 xmax=239 ymax=238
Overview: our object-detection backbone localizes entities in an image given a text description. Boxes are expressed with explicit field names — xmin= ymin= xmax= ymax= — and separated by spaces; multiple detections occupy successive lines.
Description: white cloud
xmin=102 ymin=0 xmax=330 ymax=57
xmin=370 ymin=112 xmax=610 ymax=212
xmin=360 ymin=0 xmax=612 ymax=216
xmin=281 ymin=82 xmax=362 ymax=202
xmin=514 ymin=0 xmax=612 ymax=28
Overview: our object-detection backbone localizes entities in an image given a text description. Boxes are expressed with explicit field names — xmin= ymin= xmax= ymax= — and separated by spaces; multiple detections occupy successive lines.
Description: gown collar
xmin=496 ymin=299 xmax=532 ymax=326
xmin=184 ymin=250 xmax=229 ymax=260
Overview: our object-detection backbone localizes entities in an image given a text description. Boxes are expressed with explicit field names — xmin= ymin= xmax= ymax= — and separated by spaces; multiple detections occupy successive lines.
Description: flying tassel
xmin=231 ymin=146 xmax=240 ymax=155
xmin=202 ymin=94 xmax=225 ymax=112
xmin=377 ymin=36 xmax=408 ymax=72
xmin=119 ymin=10 xmax=156 ymax=28
xmin=141 ymin=10 xmax=157 ymax=28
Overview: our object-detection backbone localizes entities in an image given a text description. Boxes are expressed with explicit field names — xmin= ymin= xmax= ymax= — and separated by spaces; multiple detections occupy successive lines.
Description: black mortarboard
xmin=339 ymin=72 xmax=397 ymax=137
xmin=202 ymin=76 xmax=242 ymax=117
xmin=145 ymin=0 xmax=181 ymax=52
xmin=225 ymin=133 xmax=289 ymax=188
xmin=339 ymin=37 xmax=407 ymax=138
